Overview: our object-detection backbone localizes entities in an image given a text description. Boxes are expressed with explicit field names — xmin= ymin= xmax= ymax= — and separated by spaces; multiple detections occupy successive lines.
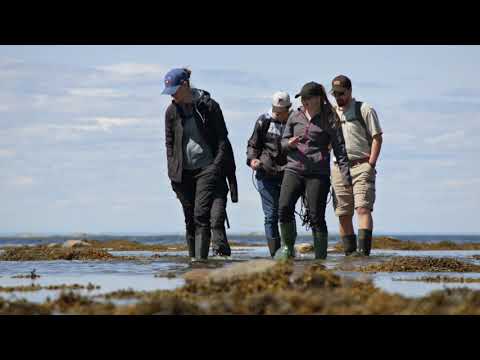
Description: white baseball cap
xmin=272 ymin=91 xmax=291 ymax=109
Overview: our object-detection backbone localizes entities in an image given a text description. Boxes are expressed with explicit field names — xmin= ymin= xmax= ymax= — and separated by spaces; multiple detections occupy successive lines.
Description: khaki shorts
xmin=331 ymin=162 xmax=376 ymax=217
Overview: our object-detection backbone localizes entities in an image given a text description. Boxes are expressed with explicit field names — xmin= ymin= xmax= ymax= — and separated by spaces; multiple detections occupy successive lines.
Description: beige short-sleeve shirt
xmin=334 ymin=98 xmax=382 ymax=161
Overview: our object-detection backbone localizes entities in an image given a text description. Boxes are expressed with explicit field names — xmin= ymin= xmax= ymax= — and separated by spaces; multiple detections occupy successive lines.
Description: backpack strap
xmin=259 ymin=114 xmax=272 ymax=139
xmin=354 ymin=101 xmax=372 ymax=146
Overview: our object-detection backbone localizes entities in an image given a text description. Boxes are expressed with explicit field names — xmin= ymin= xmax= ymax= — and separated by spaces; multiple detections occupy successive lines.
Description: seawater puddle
xmin=373 ymin=272 xmax=480 ymax=298
xmin=0 ymin=259 xmax=187 ymax=303
xmin=2 ymin=247 xmax=480 ymax=304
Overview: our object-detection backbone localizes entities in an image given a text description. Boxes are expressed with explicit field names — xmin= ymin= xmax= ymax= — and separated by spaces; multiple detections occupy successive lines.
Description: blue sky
xmin=1 ymin=45 xmax=479 ymax=235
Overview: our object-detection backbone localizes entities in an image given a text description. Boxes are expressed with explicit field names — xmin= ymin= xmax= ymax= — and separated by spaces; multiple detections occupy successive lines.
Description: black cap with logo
xmin=294 ymin=81 xmax=323 ymax=98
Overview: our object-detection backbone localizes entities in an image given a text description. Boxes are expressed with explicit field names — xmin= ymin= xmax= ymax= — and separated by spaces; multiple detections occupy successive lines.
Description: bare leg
xmin=339 ymin=215 xmax=355 ymax=236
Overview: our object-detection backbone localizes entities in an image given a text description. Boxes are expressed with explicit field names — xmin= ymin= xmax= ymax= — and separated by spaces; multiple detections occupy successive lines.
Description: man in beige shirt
xmin=330 ymin=75 xmax=383 ymax=256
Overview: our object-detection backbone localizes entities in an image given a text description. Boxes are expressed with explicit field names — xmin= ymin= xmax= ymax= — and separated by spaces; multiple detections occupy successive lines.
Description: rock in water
xmin=62 ymin=240 xmax=91 ymax=248
xmin=183 ymin=260 xmax=278 ymax=284
xmin=296 ymin=243 xmax=314 ymax=253
xmin=208 ymin=260 xmax=277 ymax=283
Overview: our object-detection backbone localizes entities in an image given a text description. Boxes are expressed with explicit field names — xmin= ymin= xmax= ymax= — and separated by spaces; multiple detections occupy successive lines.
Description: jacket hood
xmin=192 ymin=88 xmax=212 ymax=109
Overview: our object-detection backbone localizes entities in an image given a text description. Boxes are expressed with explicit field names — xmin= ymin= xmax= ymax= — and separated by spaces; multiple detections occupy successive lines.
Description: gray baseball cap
xmin=272 ymin=91 xmax=291 ymax=109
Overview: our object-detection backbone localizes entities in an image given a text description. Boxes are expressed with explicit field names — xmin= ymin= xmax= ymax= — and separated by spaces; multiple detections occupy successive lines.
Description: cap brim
xmin=161 ymin=85 xmax=180 ymax=95
xmin=294 ymin=93 xmax=302 ymax=98
xmin=272 ymin=105 xmax=290 ymax=112
xmin=330 ymin=85 xmax=347 ymax=93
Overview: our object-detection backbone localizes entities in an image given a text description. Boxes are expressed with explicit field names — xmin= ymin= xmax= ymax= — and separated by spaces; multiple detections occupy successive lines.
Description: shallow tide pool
xmin=2 ymin=246 xmax=480 ymax=303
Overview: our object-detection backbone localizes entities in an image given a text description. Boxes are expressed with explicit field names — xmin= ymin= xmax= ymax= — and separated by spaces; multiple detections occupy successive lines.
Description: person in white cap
xmin=246 ymin=91 xmax=294 ymax=257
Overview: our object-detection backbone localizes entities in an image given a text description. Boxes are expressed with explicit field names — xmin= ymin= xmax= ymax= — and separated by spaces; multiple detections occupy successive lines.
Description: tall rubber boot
xmin=266 ymin=237 xmax=281 ymax=258
xmin=195 ymin=228 xmax=211 ymax=261
xmin=312 ymin=230 xmax=328 ymax=260
xmin=341 ymin=234 xmax=357 ymax=256
xmin=211 ymin=227 xmax=231 ymax=257
xmin=274 ymin=222 xmax=296 ymax=260
xmin=358 ymin=229 xmax=372 ymax=256
xmin=186 ymin=231 xmax=195 ymax=258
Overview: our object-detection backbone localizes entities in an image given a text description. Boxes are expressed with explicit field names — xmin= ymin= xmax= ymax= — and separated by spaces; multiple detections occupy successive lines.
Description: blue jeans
xmin=257 ymin=177 xmax=282 ymax=256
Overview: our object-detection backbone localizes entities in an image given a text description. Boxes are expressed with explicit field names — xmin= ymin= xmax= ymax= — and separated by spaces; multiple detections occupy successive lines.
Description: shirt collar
xmin=338 ymin=97 xmax=356 ymax=112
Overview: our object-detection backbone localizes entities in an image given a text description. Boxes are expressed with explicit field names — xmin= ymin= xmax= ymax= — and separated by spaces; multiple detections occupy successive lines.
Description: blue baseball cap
xmin=162 ymin=68 xmax=190 ymax=95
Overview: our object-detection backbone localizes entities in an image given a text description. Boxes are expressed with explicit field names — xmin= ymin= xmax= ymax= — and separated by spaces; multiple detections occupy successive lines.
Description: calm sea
xmin=0 ymin=234 xmax=479 ymax=247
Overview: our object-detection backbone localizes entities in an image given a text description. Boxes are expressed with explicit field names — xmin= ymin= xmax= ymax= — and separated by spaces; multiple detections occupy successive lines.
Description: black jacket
xmin=165 ymin=88 xmax=238 ymax=202
xmin=246 ymin=113 xmax=288 ymax=179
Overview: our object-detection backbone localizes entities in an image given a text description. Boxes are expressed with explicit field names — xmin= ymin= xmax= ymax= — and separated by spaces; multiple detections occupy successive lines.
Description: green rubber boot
xmin=274 ymin=222 xmax=296 ymax=261
xmin=312 ymin=230 xmax=328 ymax=260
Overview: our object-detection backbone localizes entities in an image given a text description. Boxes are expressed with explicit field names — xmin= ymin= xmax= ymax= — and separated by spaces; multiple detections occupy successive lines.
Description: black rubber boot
xmin=211 ymin=227 xmax=231 ymax=257
xmin=358 ymin=229 xmax=372 ymax=256
xmin=266 ymin=237 xmax=281 ymax=258
xmin=274 ymin=222 xmax=296 ymax=260
xmin=341 ymin=234 xmax=357 ymax=256
xmin=312 ymin=230 xmax=328 ymax=260
xmin=186 ymin=231 xmax=195 ymax=258
xmin=195 ymin=228 xmax=211 ymax=260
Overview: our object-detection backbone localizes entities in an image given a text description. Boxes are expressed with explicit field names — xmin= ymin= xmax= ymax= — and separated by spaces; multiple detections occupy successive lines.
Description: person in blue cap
xmin=162 ymin=68 xmax=238 ymax=261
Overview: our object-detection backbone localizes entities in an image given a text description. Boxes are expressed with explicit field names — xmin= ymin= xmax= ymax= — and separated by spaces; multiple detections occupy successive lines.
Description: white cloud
xmin=67 ymin=88 xmax=128 ymax=98
xmin=0 ymin=104 xmax=9 ymax=111
xmin=384 ymin=132 xmax=417 ymax=146
xmin=92 ymin=117 xmax=143 ymax=131
xmin=444 ymin=179 xmax=480 ymax=188
xmin=96 ymin=63 xmax=166 ymax=77
xmin=32 ymin=94 xmax=50 ymax=108
xmin=11 ymin=176 xmax=34 ymax=186
xmin=0 ymin=149 xmax=15 ymax=157
xmin=425 ymin=130 xmax=466 ymax=145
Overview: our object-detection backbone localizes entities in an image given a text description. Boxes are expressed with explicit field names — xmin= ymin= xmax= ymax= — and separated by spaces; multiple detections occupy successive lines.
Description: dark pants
xmin=171 ymin=164 xmax=219 ymax=257
xmin=278 ymin=171 xmax=330 ymax=233
xmin=210 ymin=179 xmax=231 ymax=255
xmin=257 ymin=176 xmax=282 ymax=242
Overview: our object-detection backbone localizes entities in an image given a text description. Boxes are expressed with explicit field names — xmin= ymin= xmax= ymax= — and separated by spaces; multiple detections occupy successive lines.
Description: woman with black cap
xmin=162 ymin=68 xmax=238 ymax=261
xmin=275 ymin=81 xmax=352 ymax=260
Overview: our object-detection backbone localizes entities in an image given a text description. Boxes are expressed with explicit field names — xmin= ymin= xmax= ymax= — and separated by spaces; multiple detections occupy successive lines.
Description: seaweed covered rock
xmin=0 ymin=246 xmax=114 ymax=261
xmin=333 ymin=236 xmax=480 ymax=252
xmin=63 ymin=240 xmax=91 ymax=248
xmin=296 ymin=243 xmax=314 ymax=253
xmin=357 ymin=257 xmax=480 ymax=273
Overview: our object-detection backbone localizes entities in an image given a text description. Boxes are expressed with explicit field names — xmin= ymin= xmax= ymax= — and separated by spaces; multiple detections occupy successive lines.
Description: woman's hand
xmin=250 ymin=159 xmax=262 ymax=170
xmin=288 ymin=136 xmax=301 ymax=149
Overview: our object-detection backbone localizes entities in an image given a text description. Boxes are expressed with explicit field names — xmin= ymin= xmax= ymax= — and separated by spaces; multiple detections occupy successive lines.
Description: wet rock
xmin=63 ymin=240 xmax=91 ymax=248
xmin=296 ymin=243 xmax=314 ymax=253
xmin=183 ymin=269 xmax=211 ymax=283
xmin=207 ymin=260 xmax=277 ymax=283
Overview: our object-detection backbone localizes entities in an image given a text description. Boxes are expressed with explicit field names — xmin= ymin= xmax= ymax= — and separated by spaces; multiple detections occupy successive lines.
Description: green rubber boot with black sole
xmin=274 ymin=222 xmax=296 ymax=261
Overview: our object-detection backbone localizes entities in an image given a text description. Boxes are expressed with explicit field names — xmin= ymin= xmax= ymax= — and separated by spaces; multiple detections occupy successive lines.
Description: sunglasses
xmin=332 ymin=91 xmax=345 ymax=97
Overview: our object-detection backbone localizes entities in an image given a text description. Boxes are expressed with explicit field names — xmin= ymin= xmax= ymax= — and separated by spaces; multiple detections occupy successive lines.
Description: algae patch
xmin=0 ymin=283 xmax=100 ymax=293
xmin=333 ymin=237 xmax=480 ymax=252
xmin=0 ymin=246 xmax=114 ymax=261
xmin=353 ymin=257 xmax=480 ymax=273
